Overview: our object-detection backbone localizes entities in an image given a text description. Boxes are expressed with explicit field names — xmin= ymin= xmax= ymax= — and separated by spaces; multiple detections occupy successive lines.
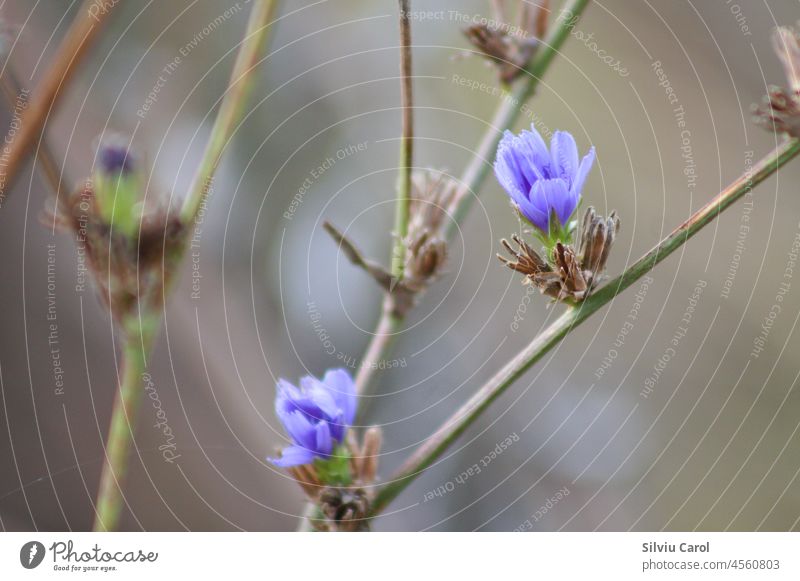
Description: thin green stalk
xmin=355 ymin=0 xmax=591 ymax=403
xmin=355 ymin=297 xmax=403 ymax=417
xmin=93 ymin=322 xmax=152 ymax=532
xmin=390 ymin=0 xmax=414 ymax=281
xmin=91 ymin=0 xmax=279 ymax=531
xmin=369 ymin=137 xmax=800 ymax=516
xmin=296 ymin=0 xmax=414 ymax=533
xmin=180 ymin=0 xmax=278 ymax=224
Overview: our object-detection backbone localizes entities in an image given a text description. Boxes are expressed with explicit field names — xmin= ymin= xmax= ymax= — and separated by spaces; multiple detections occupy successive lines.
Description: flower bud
xmin=92 ymin=135 xmax=142 ymax=238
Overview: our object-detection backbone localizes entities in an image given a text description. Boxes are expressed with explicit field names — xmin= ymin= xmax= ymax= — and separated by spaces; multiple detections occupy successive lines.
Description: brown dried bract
xmin=47 ymin=181 xmax=187 ymax=323
xmin=316 ymin=487 xmax=370 ymax=532
xmin=324 ymin=170 xmax=463 ymax=316
xmin=403 ymin=170 xmax=462 ymax=292
xmin=463 ymin=0 xmax=547 ymax=84
xmin=290 ymin=426 xmax=383 ymax=532
xmin=498 ymin=206 xmax=619 ymax=302
xmin=753 ymin=25 xmax=800 ymax=138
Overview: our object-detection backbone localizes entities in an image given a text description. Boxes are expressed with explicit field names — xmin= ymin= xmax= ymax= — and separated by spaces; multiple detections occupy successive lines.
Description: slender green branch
xmin=352 ymin=1 xmax=415 ymax=402
xmin=0 ymin=0 xmax=118 ymax=201
xmin=369 ymin=137 xmax=800 ymax=516
xmin=93 ymin=320 xmax=153 ymax=532
xmin=354 ymin=298 xmax=403 ymax=416
xmin=390 ymin=0 xmax=414 ymax=281
xmin=180 ymin=0 xmax=278 ymax=223
xmin=354 ymin=0 xmax=591 ymax=403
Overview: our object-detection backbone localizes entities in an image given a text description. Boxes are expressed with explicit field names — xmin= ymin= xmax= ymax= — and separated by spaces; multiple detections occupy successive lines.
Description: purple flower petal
xmin=515 ymin=198 xmax=549 ymax=232
xmin=269 ymin=445 xmax=315 ymax=467
xmin=550 ymin=131 xmax=579 ymax=183
xmin=570 ymin=147 xmax=595 ymax=200
xmin=323 ymin=368 xmax=357 ymax=426
xmin=530 ymin=178 xmax=572 ymax=230
xmin=315 ymin=421 xmax=333 ymax=457
xmin=280 ymin=410 xmax=316 ymax=449
xmin=299 ymin=376 xmax=340 ymax=420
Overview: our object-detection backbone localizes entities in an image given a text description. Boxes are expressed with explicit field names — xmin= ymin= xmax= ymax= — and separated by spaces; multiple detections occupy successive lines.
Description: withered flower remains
xmin=499 ymin=207 xmax=619 ymax=301
xmin=324 ymin=169 xmax=461 ymax=317
xmin=464 ymin=0 xmax=548 ymax=84
xmin=403 ymin=170 xmax=462 ymax=292
xmin=49 ymin=135 xmax=185 ymax=324
xmin=753 ymin=24 xmax=800 ymax=137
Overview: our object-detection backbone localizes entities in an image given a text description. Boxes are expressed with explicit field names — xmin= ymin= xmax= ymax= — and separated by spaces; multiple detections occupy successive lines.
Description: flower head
xmin=270 ymin=368 xmax=356 ymax=468
xmin=494 ymin=125 xmax=595 ymax=244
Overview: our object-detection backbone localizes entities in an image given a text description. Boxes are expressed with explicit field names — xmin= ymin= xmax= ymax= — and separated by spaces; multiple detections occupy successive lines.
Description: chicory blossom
xmin=270 ymin=368 xmax=356 ymax=467
xmin=494 ymin=124 xmax=595 ymax=242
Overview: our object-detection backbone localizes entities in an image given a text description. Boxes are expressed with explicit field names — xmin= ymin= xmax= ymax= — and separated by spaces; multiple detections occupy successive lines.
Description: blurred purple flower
xmin=494 ymin=124 xmax=595 ymax=235
xmin=98 ymin=140 xmax=135 ymax=175
xmin=269 ymin=369 xmax=356 ymax=467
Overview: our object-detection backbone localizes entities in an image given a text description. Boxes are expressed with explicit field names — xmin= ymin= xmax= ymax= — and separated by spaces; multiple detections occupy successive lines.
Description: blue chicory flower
xmin=270 ymin=368 xmax=356 ymax=467
xmin=494 ymin=124 xmax=595 ymax=240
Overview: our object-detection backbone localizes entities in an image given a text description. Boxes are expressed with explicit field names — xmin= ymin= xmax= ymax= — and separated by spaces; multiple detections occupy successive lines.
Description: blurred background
xmin=1 ymin=0 xmax=800 ymax=531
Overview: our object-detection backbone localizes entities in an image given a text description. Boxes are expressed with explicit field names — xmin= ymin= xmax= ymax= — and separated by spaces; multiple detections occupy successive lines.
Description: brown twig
xmin=0 ymin=66 xmax=63 ymax=197
xmin=0 ymin=0 xmax=119 ymax=202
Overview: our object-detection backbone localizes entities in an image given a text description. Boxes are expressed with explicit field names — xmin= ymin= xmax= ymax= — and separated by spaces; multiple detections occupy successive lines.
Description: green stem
xmin=370 ymin=137 xmax=800 ymax=516
xmin=390 ymin=0 xmax=414 ymax=281
xmin=92 ymin=321 xmax=152 ymax=532
xmin=180 ymin=0 xmax=278 ymax=224
xmin=355 ymin=297 xmax=403 ymax=414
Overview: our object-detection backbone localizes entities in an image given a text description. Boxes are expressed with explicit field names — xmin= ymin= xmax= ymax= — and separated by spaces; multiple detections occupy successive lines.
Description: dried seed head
xmin=773 ymin=26 xmax=800 ymax=96
xmin=403 ymin=170 xmax=462 ymax=292
xmin=359 ymin=426 xmax=382 ymax=485
xmin=47 ymin=142 xmax=187 ymax=324
xmin=498 ymin=207 xmax=620 ymax=303
xmin=347 ymin=425 xmax=383 ymax=486
xmin=463 ymin=0 xmax=546 ymax=84
xmin=752 ymin=86 xmax=800 ymax=138
xmin=578 ymin=206 xmax=620 ymax=285
xmin=288 ymin=464 xmax=323 ymax=499
xmin=317 ymin=487 xmax=370 ymax=532
xmin=754 ymin=24 xmax=800 ymax=137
